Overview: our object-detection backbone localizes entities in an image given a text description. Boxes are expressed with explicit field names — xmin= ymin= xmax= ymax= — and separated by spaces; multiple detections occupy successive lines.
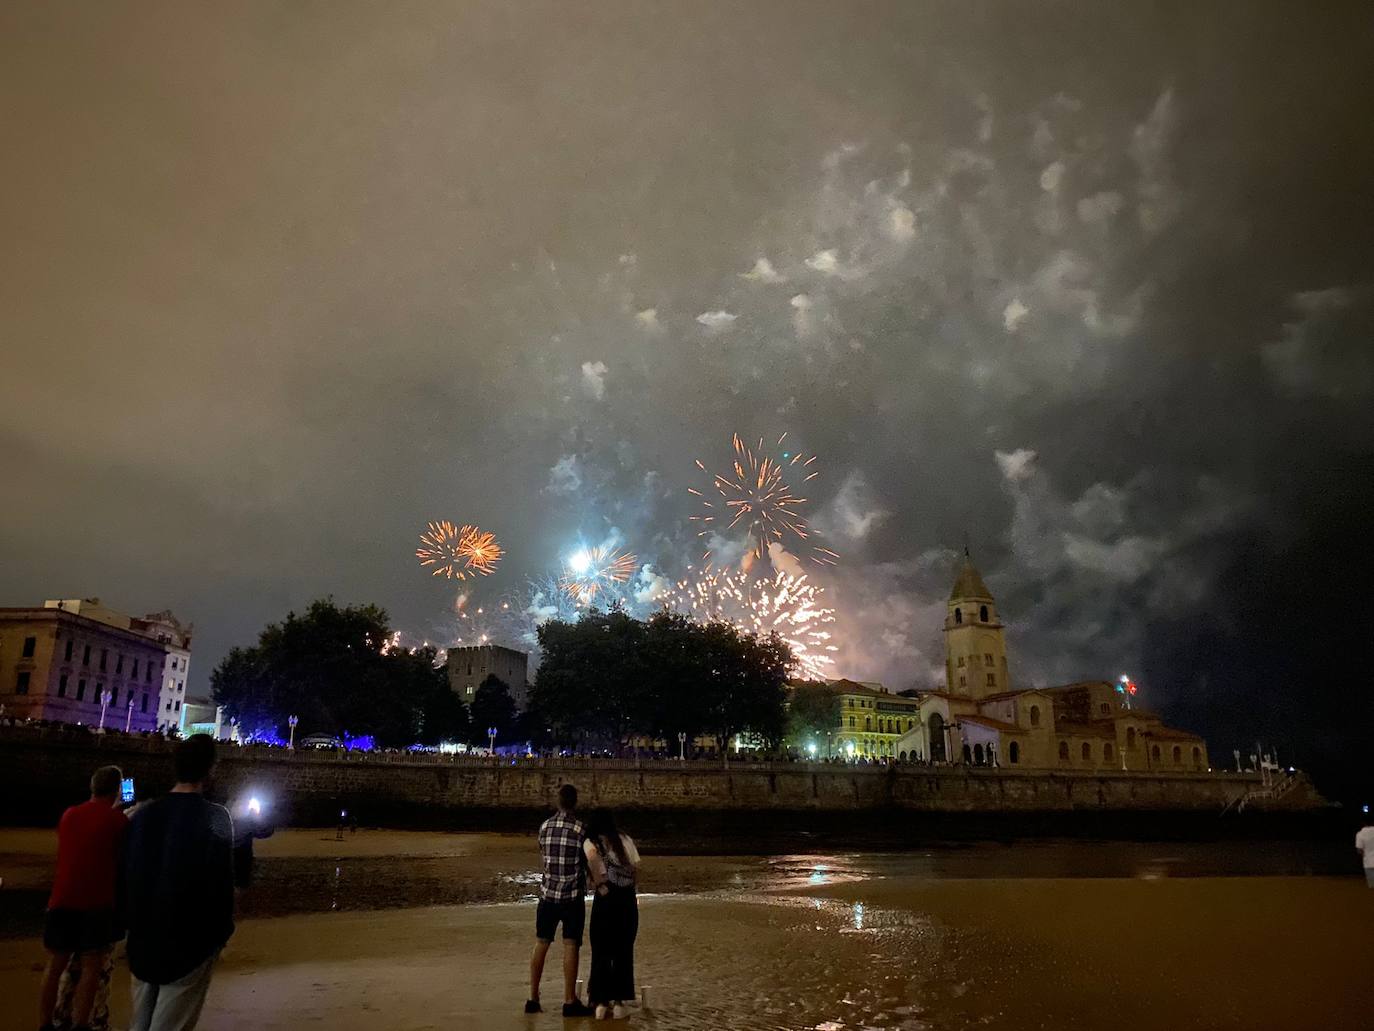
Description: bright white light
xmin=845 ymin=741 xmax=856 ymax=756
xmin=807 ymin=742 xmax=818 ymax=756
xmin=247 ymin=797 xmax=262 ymax=816
xmin=568 ymin=550 xmax=592 ymax=574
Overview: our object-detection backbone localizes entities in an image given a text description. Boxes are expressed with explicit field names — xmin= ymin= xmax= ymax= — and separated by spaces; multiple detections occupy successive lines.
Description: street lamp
xmin=677 ymin=732 xmax=687 ymax=761
xmin=288 ymin=715 xmax=299 ymax=751
xmin=487 ymin=726 xmax=497 ymax=754
xmin=125 ymin=697 xmax=135 ymax=733
xmin=98 ymin=690 xmax=113 ymax=731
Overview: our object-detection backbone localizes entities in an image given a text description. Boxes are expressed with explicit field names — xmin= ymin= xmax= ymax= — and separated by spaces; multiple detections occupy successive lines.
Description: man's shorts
xmin=43 ymin=908 xmax=122 ymax=953
xmin=535 ymin=897 xmax=586 ymax=944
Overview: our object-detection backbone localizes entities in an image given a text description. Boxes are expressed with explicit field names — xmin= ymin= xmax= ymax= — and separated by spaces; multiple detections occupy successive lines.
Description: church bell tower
xmin=944 ymin=550 xmax=1010 ymax=700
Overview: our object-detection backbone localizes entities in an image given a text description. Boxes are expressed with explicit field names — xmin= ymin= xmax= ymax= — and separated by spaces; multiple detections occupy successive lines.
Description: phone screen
xmin=120 ymin=778 xmax=135 ymax=804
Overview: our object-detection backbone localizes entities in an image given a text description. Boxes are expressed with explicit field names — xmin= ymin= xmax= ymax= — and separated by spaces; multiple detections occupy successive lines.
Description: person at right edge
xmin=120 ymin=734 xmax=235 ymax=1031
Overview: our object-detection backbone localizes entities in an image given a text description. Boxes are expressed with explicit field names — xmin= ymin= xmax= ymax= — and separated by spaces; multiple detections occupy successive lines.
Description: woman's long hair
xmin=585 ymin=809 xmax=627 ymax=866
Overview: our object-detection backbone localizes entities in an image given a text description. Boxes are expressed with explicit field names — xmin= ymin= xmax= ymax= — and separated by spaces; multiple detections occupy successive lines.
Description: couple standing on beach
xmin=528 ymin=784 xmax=640 ymax=1020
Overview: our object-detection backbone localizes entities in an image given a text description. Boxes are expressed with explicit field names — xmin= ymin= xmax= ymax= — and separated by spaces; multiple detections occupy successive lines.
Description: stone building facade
xmin=446 ymin=644 xmax=529 ymax=708
xmin=892 ymin=555 xmax=1209 ymax=771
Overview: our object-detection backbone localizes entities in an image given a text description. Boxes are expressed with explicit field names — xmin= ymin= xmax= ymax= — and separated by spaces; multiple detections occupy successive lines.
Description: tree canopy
xmin=529 ymin=608 xmax=791 ymax=750
xmin=210 ymin=599 xmax=459 ymax=748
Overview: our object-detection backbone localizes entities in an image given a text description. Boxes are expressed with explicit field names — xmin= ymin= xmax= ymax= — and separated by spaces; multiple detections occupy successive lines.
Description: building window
xmin=1081 ymin=742 xmax=1091 ymax=761
xmin=132 ymin=659 xmax=139 ymax=678
xmin=957 ymin=656 xmax=965 ymax=667
xmin=984 ymin=653 xmax=993 ymax=665
xmin=848 ymin=716 xmax=855 ymax=728
xmin=987 ymin=673 xmax=996 ymax=687
xmin=110 ymin=687 xmax=118 ymax=706
xmin=979 ymin=605 xmax=988 ymax=622
xmin=22 ymin=636 xmax=37 ymax=658
xmin=1058 ymin=740 xmax=1069 ymax=761
xmin=141 ymin=693 xmax=149 ymax=713
xmin=1151 ymin=745 xmax=1161 ymax=762
xmin=83 ymin=645 xmax=91 ymax=666
xmin=864 ymin=717 xmax=871 ymax=730
xmin=116 ymin=654 xmax=124 ymax=674
xmin=1009 ymin=741 xmax=1020 ymax=764
xmin=15 ymin=671 xmax=30 ymax=694
xmin=65 ymin=638 xmax=74 ymax=661
xmin=58 ymin=674 xmax=69 ymax=697
xmin=1172 ymin=745 xmax=1182 ymax=764
xmin=178 ymin=680 xmax=184 ymax=693
xmin=954 ymin=607 xmax=962 ymax=624
xmin=175 ymin=700 xmax=181 ymax=712
xmin=165 ymin=702 xmax=172 ymax=711
xmin=99 ymin=649 xmax=108 ymax=671
xmin=974 ymin=743 xmax=985 ymax=765
xmin=1127 ymin=727 xmax=1136 ymax=748
xmin=1104 ymin=742 xmax=1114 ymax=762
xmin=1192 ymin=746 xmax=1202 ymax=768
xmin=959 ymin=675 xmax=966 ymax=688
xmin=146 ymin=666 xmax=152 ymax=683
xmin=1029 ymin=705 xmax=1041 ymax=728
xmin=77 ymin=679 xmax=87 ymax=701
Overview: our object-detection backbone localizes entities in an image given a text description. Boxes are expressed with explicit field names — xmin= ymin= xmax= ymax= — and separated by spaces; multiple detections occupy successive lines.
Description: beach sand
xmin=2 ymin=830 xmax=1372 ymax=1029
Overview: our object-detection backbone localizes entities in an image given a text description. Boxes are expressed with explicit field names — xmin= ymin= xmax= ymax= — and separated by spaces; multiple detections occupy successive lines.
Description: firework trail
xmin=689 ymin=432 xmax=839 ymax=569
xmin=559 ymin=546 xmax=639 ymax=604
xmin=416 ymin=521 xmax=504 ymax=580
xmin=658 ymin=568 xmax=838 ymax=679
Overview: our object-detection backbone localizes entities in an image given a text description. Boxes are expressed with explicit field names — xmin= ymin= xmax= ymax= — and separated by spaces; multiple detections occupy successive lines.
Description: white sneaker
xmin=594 ymin=1004 xmax=610 ymax=1020
xmin=611 ymin=1002 xmax=628 ymax=1019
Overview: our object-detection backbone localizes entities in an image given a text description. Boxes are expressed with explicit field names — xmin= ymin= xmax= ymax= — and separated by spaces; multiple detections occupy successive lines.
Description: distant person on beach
xmin=121 ymin=734 xmax=235 ymax=1031
xmin=38 ymin=764 xmax=128 ymax=1031
xmin=528 ymin=783 xmax=593 ymax=1017
xmin=583 ymin=809 xmax=641 ymax=1020
xmin=1357 ymin=822 xmax=1374 ymax=887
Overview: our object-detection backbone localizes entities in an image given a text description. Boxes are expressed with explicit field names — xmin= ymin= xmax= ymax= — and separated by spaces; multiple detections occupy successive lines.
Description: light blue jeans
xmin=130 ymin=953 xmax=218 ymax=1031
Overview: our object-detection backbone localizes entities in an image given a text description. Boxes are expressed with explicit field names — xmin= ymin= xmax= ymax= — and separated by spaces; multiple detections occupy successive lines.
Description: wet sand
xmin=2 ymin=831 xmax=1371 ymax=1029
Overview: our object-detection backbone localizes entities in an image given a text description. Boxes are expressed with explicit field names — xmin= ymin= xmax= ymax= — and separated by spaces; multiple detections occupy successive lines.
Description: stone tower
xmin=943 ymin=551 xmax=1010 ymax=700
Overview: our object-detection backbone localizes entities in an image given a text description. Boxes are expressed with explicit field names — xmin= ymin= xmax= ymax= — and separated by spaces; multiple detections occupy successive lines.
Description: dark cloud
xmin=3 ymin=2 xmax=1372 ymax=795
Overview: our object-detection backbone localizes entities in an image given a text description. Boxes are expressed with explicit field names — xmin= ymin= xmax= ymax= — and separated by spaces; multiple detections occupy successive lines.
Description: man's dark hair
xmin=173 ymin=733 xmax=217 ymax=783
xmin=90 ymin=765 xmax=122 ymax=798
xmin=557 ymin=783 xmax=577 ymax=811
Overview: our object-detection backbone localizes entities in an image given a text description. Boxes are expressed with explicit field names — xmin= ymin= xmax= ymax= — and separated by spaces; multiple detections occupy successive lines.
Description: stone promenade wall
xmin=0 ymin=725 xmax=1310 ymax=826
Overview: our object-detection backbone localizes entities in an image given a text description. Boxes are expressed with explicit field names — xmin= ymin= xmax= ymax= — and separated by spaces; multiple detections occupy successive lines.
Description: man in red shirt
xmin=38 ymin=765 xmax=128 ymax=1031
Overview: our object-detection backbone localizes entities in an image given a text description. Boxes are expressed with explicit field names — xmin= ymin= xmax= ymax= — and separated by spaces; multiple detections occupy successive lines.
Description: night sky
xmin=3 ymin=4 xmax=1372 ymax=797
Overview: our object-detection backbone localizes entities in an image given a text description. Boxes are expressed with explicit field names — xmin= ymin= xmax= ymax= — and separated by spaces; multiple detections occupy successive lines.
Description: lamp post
xmin=125 ymin=697 xmax=135 ymax=733
xmin=677 ymin=732 xmax=687 ymax=762
xmin=487 ymin=726 xmax=497 ymax=754
xmin=98 ymin=690 xmax=113 ymax=732
xmin=288 ymin=715 xmax=299 ymax=751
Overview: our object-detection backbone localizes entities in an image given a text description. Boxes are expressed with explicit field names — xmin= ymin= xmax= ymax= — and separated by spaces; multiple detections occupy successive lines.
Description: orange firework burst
xmin=689 ymin=432 xmax=838 ymax=568
xmin=416 ymin=521 xmax=504 ymax=580
xmin=559 ymin=546 xmax=638 ymax=604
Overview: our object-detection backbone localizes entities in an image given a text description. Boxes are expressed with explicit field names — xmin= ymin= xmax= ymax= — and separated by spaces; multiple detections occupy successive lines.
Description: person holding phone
xmin=38 ymin=765 xmax=128 ymax=1031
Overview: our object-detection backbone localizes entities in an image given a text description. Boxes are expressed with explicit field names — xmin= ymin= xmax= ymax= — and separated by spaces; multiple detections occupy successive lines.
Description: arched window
xmin=1008 ymin=741 xmax=1020 ymax=764
xmin=1192 ymin=746 xmax=1202 ymax=768
xmin=962 ymin=743 xmax=972 ymax=764
xmin=899 ymin=751 xmax=907 ymax=762
xmin=1151 ymin=745 xmax=1161 ymax=762
xmin=865 ymin=716 xmax=871 ymax=730
xmin=1029 ymin=705 xmax=1041 ymax=728
xmin=957 ymin=656 xmax=965 ymax=667
xmin=1081 ymin=742 xmax=1092 ymax=761
xmin=954 ymin=607 xmax=963 ymax=624
xmin=1058 ymin=740 xmax=1069 ymax=761
xmin=974 ymin=743 xmax=985 ymax=765
xmin=928 ymin=713 xmax=947 ymax=763
xmin=979 ymin=604 xmax=988 ymax=622
xmin=1172 ymin=745 xmax=1182 ymax=764
xmin=1099 ymin=702 xmax=1110 ymax=715
xmin=1127 ymin=727 xmax=1136 ymax=748
xmin=848 ymin=716 xmax=855 ymax=728
xmin=1104 ymin=742 xmax=1115 ymax=762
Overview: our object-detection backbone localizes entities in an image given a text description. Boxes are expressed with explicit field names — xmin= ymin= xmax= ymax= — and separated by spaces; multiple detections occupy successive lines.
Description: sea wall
xmin=1 ymin=725 xmax=1318 ymax=827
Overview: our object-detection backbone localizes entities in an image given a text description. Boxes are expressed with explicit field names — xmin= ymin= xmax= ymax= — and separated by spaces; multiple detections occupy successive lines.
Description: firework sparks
xmin=559 ymin=546 xmax=639 ymax=604
xmin=690 ymin=432 xmax=838 ymax=568
xmin=416 ymin=521 xmax=504 ymax=580
xmin=658 ymin=568 xmax=838 ymax=679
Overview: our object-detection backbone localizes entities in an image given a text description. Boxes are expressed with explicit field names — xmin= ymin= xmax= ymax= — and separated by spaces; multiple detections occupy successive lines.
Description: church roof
xmin=960 ymin=714 xmax=1022 ymax=734
xmin=949 ymin=555 xmax=994 ymax=601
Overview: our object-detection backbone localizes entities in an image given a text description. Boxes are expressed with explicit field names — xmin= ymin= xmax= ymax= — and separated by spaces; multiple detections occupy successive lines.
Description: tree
xmin=470 ymin=675 xmax=517 ymax=745
xmin=211 ymin=599 xmax=439 ymax=748
xmin=786 ymin=682 xmax=841 ymax=752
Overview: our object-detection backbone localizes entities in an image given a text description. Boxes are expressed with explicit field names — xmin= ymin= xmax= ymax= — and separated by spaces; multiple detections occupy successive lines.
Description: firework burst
xmin=559 ymin=546 xmax=639 ymax=604
xmin=689 ymin=432 xmax=839 ymax=568
xmin=658 ymin=568 xmax=838 ymax=679
xmin=416 ymin=521 xmax=504 ymax=580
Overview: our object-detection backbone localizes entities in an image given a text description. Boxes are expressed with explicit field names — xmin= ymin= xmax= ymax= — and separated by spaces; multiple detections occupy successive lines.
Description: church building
xmin=892 ymin=553 xmax=1210 ymax=771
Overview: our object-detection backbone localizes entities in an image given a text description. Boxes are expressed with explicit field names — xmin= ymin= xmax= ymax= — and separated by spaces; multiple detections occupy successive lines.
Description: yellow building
xmin=892 ymin=553 xmax=1209 ymax=771
xmin=791 ymin=678 xmax=921 ymax=759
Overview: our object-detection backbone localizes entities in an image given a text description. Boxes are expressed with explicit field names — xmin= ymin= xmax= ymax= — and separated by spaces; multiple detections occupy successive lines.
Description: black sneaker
xmin=562 ymin=1000 xmax=594 ymax=1017
xmin=524 ymin=999 xmax=542 ymax=1013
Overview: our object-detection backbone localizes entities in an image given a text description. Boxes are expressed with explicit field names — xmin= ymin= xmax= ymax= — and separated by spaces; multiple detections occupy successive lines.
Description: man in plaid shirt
xmin=527 ymin=784 xmax=593 ymax=1016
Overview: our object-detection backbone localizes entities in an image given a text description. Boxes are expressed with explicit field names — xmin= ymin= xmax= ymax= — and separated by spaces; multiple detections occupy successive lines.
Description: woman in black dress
xmin=582 ymin=810 xmax=640 ymax=1019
